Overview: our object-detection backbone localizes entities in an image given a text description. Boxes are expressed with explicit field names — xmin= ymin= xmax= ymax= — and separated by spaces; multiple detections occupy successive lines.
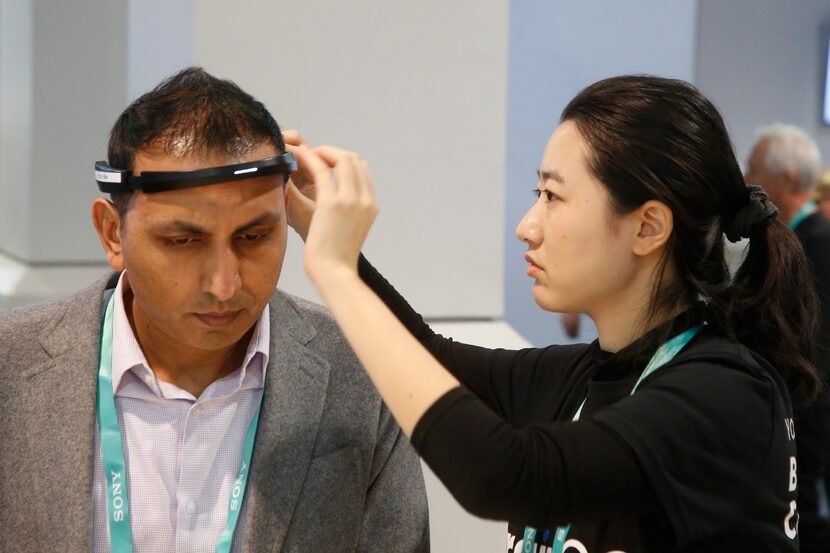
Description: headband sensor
xmin=94 ymin=152 xmax=297 ymax=194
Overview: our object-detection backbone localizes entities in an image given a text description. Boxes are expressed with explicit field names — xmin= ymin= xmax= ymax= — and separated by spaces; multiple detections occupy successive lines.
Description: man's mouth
xmin=194 ymin=310 xmax=242 ymax=327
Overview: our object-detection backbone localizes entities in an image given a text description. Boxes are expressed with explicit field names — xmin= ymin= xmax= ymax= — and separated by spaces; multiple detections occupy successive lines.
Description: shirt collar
xmin=110 ymin=272 xmax=270 ymax=397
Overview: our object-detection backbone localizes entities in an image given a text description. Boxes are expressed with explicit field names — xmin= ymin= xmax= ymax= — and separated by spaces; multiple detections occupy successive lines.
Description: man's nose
xmin=202 ymin=245 xmax=242 ymax=302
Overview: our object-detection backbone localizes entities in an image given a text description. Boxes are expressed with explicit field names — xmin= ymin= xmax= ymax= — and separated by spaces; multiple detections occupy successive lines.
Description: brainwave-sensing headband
xmin=94 ymin=152 xmax=297 ymax=194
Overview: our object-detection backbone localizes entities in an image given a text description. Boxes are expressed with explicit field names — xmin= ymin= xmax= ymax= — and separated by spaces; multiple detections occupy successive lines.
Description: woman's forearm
xmin=314 ymin=266 xmax=460 ymax=436
xmin=296 ymin=143 xmax=460 ymax=435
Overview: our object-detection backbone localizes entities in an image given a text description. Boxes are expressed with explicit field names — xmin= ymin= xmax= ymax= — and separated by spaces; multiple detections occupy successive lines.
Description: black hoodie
xmin=359 ymin=256 xmax=798 ymax=553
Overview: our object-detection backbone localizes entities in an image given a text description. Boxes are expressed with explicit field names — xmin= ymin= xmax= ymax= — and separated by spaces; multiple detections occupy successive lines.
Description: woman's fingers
xmin=359 ymin=160 xmax=375 ymax=206
xmin=282 ymin=130 xmax=317 ymax=200
xmin=291 ymin=145 xmax=334 ymax=202
xmin=302 ymin=145 xmax=379 ymax=283
xmin=282 ymin=129 xmax=307 ymax=147
xmin=321 ymin=147 xmax=360 ymax=204
xmin=314 ymin=146 xmax=375 ymax=207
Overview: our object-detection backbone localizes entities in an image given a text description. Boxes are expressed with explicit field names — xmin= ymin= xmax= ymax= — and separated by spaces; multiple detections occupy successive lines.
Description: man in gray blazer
xmin=0 ymin=67 xmax=428 ymax=552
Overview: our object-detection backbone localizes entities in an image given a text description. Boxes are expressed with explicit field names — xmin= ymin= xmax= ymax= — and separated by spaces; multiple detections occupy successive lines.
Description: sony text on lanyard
xmin=97 ymin=294 xmax=264 ymax=553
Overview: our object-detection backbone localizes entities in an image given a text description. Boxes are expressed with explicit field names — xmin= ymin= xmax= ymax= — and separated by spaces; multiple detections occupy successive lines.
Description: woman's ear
xmin=630 ymin=200 xmax=673 ymax=257
xmin=91 ymin=198 xmax=126 ymax=271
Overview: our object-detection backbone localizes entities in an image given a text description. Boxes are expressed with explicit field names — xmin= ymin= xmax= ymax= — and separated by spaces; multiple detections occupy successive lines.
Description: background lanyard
xmin=97 ymin=295 xmax=264 ymax=553
xmin=788 ymin=200 xmax=817 ymax=230
xmin=521 ymin=325 xmax=702 ymax=553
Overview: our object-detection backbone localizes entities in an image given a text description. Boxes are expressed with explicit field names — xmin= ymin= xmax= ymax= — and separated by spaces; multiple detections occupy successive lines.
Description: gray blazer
xmin=0 ymin=274 xmax=429 ymax=552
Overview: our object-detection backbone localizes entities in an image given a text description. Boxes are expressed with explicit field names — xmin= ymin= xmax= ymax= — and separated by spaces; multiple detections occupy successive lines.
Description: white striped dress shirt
xmin=92 ymin=273 xmax=270 ymax=553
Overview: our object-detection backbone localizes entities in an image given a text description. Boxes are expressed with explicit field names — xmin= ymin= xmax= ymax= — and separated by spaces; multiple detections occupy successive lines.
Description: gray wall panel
xmin=193 ymin=0 xmax=508 ymax=318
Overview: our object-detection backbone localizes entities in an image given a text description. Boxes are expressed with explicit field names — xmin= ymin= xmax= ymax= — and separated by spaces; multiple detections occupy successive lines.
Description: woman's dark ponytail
xmin=562 ymin=75 xmax=821 ymax=400
xmin=713 ymin=218 xmax=821 ymax=399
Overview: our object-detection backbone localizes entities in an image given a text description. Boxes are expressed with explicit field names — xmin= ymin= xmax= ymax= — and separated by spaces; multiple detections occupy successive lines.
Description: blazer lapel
xmin=20 ymin=278 xmax=108 ymax=551
xmin=241 ymin=292 xmax=331 ymax=553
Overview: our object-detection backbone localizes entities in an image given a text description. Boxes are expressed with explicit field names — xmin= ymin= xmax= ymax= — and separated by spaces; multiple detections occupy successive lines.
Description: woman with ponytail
xmin=288 ymin=75 xmax=820 ymax=553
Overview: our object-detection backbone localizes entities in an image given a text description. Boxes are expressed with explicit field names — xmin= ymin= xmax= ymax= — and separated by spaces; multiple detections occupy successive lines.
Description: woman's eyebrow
xmin=537 ymin=169 xmax=565 ymax=184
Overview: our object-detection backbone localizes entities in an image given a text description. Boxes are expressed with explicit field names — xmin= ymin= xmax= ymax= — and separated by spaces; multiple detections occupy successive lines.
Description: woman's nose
xmin=516 ymin=203 xmax=543 ymax=246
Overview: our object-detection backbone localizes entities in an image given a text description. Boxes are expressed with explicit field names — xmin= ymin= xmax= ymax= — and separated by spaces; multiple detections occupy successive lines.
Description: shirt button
xmin=191 ymin=405 xmax=202 ymax=417
xmin=185 ymin=500 xmax=197 ymax=515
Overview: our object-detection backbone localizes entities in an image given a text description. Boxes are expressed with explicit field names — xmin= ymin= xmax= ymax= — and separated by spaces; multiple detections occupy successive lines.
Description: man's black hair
xmin=107 ymin=67 xmax=286 ymax=218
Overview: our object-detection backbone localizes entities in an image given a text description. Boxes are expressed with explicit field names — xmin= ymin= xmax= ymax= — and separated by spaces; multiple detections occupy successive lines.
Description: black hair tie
xmin=724 ymin=185 xmax=779 ymax=243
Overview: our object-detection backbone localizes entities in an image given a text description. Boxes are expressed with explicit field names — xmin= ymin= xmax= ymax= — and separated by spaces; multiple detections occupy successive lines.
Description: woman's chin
xmin=531 ymin=286 xmax=566 ymax=313
xmin=531 ymin=285 xmax=586 ymax=314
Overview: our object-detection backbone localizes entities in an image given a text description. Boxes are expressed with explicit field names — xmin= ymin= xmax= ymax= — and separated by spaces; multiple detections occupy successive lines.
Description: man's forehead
xmin=124 ymin=171 xmax=285 ymax=233
xmin=135 ymin=197 xmax=283 ymax=233
xmin=748 ymin=140 xmax=769 ymax=164
xmin=143 ymin=209 xmax=281 ymax=232
xmin=129 ymin=142 xmax=284 ymax=202
xmin=133 ymin=142 xmax=279 ymax=174
xmin=140 ymin=181 xmax=283 ymax=209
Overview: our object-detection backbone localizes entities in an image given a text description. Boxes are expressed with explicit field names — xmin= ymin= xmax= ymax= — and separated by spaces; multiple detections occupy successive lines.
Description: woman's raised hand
xmin=294 ymin=145 xmax=378 ymax=289
xmin=282 ymin=130 xmax=317 ymax=240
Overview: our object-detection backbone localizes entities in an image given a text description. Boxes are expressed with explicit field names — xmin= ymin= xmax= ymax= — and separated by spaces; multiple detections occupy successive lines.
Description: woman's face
xmin=516 ymin=121 xmax=641 ymax=315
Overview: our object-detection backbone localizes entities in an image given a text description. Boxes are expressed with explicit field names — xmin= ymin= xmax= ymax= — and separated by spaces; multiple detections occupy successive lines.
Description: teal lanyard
xmin=521 ymin=325 xmax=702 ymax=552
xmin=97 ymin=294 xmax=264 ymax=553
xmin=788 ymin=200 xmax=817 ymax=230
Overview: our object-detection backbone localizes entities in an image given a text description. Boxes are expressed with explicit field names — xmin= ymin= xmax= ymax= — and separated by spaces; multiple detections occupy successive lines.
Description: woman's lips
xmin=524 ymin=253 xmax=543 ymax=276
xmin=195 ymin=310 xmax=241 ymax=327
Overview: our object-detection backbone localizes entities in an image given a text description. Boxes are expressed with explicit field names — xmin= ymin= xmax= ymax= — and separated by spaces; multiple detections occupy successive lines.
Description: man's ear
xmin=782 ymin=169 xmax=801 ymax=194
xmin=91 ymin=198 xmax=126 ymax=271
xmin=630 ymin=200 xmax=673 ymax=257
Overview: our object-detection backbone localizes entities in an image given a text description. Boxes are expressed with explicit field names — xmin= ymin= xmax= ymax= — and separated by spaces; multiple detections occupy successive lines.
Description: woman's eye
xmin=532 ymin=188 xmax=558 ymax=202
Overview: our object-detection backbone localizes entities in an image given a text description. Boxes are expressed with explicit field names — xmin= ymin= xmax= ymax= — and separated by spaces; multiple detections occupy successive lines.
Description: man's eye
xmin=167 ymin=237 xmax=197 ymax=247
xmin=239 ymin=232 xmax=270 ymax=242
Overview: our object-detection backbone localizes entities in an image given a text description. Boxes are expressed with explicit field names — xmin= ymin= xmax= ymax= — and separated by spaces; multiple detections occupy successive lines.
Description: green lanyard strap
xmin=98 ymin=295 xmax=133 ymax=551
xmin=97 ymin=294 xmax=264 ymax=553
xmin=521 ymin=325 xmax=702 ymax=552
xmin=788 ymin=200 xmax=817 ymax=230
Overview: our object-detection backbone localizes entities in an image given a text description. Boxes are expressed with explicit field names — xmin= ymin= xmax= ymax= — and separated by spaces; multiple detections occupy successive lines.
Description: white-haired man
xmin=747 ymin=123 xmax=830 ymax=553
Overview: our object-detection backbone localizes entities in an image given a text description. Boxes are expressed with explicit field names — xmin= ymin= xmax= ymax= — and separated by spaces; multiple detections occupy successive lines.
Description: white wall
xmin=192 ymin=0 xmax=508 ymax=318
xmin=0 ymin=0 xmax=34 ymax=260
xmin=0 ymin=0 xmax=127 ymax=264
xmin=127 ymin=0 xmax=194 ymax=102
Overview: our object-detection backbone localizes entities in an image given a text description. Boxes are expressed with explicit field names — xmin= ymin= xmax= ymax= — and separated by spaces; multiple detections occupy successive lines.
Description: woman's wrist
xmin=308 ymin=260 xmax=361 ymax=298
